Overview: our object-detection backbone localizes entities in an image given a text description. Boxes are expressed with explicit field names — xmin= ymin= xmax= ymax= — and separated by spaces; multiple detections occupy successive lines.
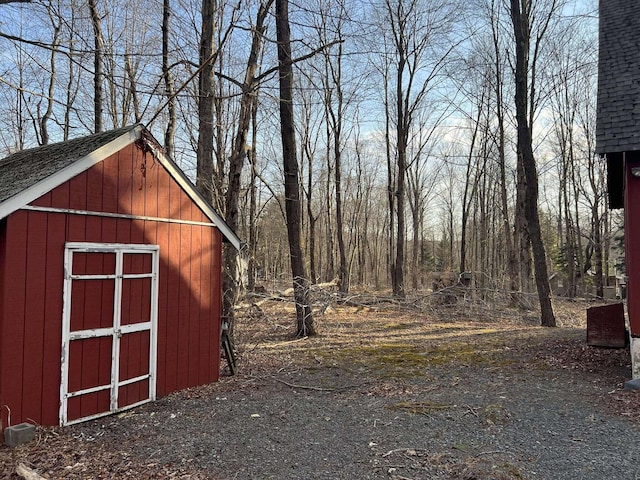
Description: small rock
xmin=624 ymin=379 xmax=640 ymax=391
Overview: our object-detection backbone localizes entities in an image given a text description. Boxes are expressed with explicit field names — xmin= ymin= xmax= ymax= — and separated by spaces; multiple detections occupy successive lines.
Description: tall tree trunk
xmin=333 ymin=112 xmax=348 ymax=294
xmin=384 ymin=73 xmax=395 ymax=289
xmin=510 ymin=0 xmax=556 ymax=327
xmin=196 ymin=0 xmax=216 ymax=202
xmin=275 ymin=0 xmax=315 ymax=337
xmin=393 ymin=48 xmax=407 ymax=298
xmin=307 ymin=142 xmax=317 ymax=283
xmin=410 ymin=180 xmax=420 ymax=290
xmin=515 ymin=157 xmax=532 ymax=293
xmin=490 ymin=5 xmax=518 ymax=301
xmin=324 ymin=34 xmax=349 ymax=293
xmin=592 ymin=204 xmax=604 ymax=297
xmin=222 ymin=0 xmax=273 ymax=338
xmin=41 ymin=2 xmax=61 ymax=145
xmin=460 ymin=90 xmax=484 ymax=274
xmin=88 ymin=0 xmax=103 ymax=133
xmin=324 ymin=121 xmax=335 ymax=281
xmin=247 ymin=97 xmax=259 ymax=292
xmin=162 ymin=0 xmax=176 ymax=159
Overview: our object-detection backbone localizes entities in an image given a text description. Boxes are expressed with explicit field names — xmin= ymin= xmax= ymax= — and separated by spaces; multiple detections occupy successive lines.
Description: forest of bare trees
xmin=0 ymin=0 xmax=612 ymax=331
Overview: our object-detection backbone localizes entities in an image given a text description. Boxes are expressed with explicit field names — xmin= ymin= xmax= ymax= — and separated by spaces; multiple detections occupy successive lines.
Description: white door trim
xmin=59 ymin=242 xmax=159 ymax=426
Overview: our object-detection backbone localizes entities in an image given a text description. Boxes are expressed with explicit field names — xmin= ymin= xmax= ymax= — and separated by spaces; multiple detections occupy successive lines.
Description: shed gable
xmin=29 ymin=143 xmax=211 ymax=225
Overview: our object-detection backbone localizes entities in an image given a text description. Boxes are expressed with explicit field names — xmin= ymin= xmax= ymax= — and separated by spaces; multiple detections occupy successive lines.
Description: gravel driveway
xmin=2 ymin=303 xmax=638 ymax=479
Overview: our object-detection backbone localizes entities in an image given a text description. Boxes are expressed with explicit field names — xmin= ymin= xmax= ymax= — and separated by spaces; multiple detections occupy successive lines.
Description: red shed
xmin=0 ymin=125 xmax=240 ymax=432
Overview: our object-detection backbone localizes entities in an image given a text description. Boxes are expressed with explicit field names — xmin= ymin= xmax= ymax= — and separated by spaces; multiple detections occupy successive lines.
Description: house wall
xmin=0 ymin=144 xmax=222 ymax=430
xmin=626 ymin=154 xmax=640 ymax=337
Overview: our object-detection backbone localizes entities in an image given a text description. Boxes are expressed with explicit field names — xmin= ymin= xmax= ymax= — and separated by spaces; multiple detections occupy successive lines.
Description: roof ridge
xmin=0 ymin=124 xmax=141 ymax=167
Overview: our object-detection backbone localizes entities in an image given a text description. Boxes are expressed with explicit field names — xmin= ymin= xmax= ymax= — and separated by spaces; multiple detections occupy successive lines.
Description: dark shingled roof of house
xmin=0 ymin=125 xmax=138 ymax=204
xmin=596 ymin=0 xmax=640 ymax=154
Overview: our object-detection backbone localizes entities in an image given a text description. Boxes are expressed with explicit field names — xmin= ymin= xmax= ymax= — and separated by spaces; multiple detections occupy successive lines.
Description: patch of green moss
xmin=329 ymin=343 xmax=428 ymax=376
xmin=483 ymin=404 xmax=511 ymax=426
xmin=308 ymin=340 xmax=515 ymax=378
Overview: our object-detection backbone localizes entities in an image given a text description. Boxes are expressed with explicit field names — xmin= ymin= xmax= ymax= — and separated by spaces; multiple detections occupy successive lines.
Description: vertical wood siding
xmin=626 ymin=154 xmax=640 ymax=336
xmin=0 ymin=144 xmax=222 ymax=429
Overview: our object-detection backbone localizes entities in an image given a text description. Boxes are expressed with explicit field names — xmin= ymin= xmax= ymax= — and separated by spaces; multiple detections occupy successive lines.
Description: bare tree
xmin=222 ymin=0 xmax=274 ymax=338
xmin=88 ymin=0 xmax=104 ymax=133
xmin=37 ymin=1 xmax=62 ymax=145
xmin=476 ymin=0 xmax=521 ymax=300
xmin=509 ymin=0 xmax=556 ymax=326
xmin=319 ymin=0 xmax=350 ymax=293
xmin=196 ymin=0 xmax=217 ymax=202
xmin=276 ymin=0 xmax=314 ymax=336
xmin=162 ymin=0 xmax=176 ymax=159
xmin=379 ymin=0 xmax=458 ymax=297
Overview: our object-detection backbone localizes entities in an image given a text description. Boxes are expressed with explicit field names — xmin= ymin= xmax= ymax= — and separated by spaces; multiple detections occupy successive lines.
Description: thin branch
xmin=254 ymin=39 xmax=343 ymax=83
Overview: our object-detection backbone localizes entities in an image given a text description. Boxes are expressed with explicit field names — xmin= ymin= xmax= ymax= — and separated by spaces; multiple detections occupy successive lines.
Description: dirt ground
xmin=1 ymin=295 xmax=638 ymax=479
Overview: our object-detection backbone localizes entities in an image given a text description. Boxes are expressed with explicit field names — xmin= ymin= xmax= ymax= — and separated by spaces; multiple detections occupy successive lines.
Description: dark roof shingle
xmin=0 ymin=125 xmax=139 ymax=204
xmin=596 ymin=0 xmax=640 ymax=154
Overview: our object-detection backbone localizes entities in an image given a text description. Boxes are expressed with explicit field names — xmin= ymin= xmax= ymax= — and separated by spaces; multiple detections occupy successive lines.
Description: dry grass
xmin=231 ymin=295 xmax=604 ymax=378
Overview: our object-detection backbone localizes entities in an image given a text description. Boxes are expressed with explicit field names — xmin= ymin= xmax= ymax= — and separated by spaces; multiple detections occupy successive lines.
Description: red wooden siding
xmin=626 ymin=155 xmax=640 ymax=336
xmin=0 ymin=220 xmax=5 ymax=424
xmin=0 ymin=143 xmax=222 ymax=429
xmin=67 ymin=252 xmax=115 ymax=422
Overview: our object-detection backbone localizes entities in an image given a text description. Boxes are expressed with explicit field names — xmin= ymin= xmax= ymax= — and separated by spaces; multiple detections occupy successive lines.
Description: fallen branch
xmin=268 ymin=375 xmax=371 ymax=392
xmin=267 ymin=336 xmax=308 ymax=348
xmin=16 ymin=464 xmax=46 ymax=480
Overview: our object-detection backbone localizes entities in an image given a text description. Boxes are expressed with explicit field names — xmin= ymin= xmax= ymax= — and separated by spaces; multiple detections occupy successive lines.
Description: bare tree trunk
xmin=393 ymin=25 xmax=407 ymax=299
xmin=408 ymin=174 xmax=420 ymax=290
xmin=222 ymin=0 xmax=273 ymax=338
xmin=324 ymin=121 xmax=335 ymax=281
xmin=515 ymin=157 xmax=532 ymax=293
xmin=322 ymin=20 xmax=349 ymax=293
xmin=196 ymin=0 xmax=216 ymax=202
xmin=275 ymin=0 xmax=314 ymax=337
xmin=394 ymin=124 xmax=406 ymax=298
xmin=489 ymin=5 xmax=518 ymax=300
xmin=384 ymin=72 xmax=395 ymax=289
xmin=510 ymin=0 xmax=556 ymax=327
xmin=124 ymin=54 xmax=141 ymax=122
xmin=88 ymin=0 xmax=103 ymax=133
xmin=460 ymin=88 xmax=484 ymax=274
xmin=247 ymin=97 xmax=259 ymax=292
xmin=63 ymin=2 xmax=79 ymax=141
xmin=40 ymin=2 xmax=61 ymax=145
xmin=592 ymin=204 xmax=603 ymax=297
xmin=306 ymin=139 xmax=317 ymax=283
xmin=162 ymin=0 xmax=176 ymax=159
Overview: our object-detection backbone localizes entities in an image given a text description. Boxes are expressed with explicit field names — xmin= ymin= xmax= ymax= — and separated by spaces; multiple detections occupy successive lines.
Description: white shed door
xmin=60 ymin=243 xmax=159 ymax=426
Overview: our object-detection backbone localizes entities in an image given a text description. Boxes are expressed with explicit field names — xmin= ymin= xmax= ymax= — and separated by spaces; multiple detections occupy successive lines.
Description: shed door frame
xmin=59 ymin=242 xmax=159 ymax=426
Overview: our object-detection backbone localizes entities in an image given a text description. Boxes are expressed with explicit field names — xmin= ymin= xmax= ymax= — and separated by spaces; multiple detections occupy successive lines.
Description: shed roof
xmin=596 ymin=0 xmax=640 ymax=154
xmin=0 ymin=124 xmax=241 ymax=250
